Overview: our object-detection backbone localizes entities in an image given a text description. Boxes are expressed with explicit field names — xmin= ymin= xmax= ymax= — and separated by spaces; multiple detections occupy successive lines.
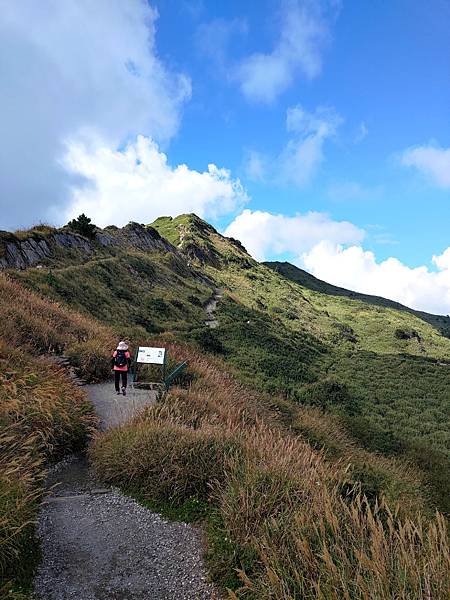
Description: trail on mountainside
xmin=34 ymin=383 xmax=217 ymax=600
xmin=204 ymin=289 xmax=223 ymax=329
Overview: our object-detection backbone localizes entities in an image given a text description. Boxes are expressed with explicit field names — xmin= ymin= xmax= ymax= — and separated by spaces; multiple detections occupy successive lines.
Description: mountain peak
xmin=150 ymin=213 xmax=252 ymax=268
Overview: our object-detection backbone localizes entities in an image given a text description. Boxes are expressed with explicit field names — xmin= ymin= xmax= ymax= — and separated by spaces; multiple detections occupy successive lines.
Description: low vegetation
xmin=91 ymin=341 xmax=449 ymax=599
xmin=14 ymin=250 xmax=213 ymax=337
xmin=2 ymin=213 xmax=449 ymax=598
xmin=0 ymin=273 xmax=114 ymax=381
xmin=0 ymin=343 xmax=96 ymax=596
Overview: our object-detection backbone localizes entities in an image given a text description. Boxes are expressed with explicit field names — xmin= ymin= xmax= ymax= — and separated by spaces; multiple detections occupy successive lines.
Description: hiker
xmin=111 ymin=341 xmax=131 ymax=396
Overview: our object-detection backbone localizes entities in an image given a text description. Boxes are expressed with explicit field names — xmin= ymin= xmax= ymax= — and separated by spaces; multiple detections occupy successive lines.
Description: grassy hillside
xmin=0 ymin=274 xmax=112 ymax=597
xmin=91 ymin=340 xmax=449 ymax=599
xmin=151 ymin=215 xmax=450 ymax=513
xmin=1 ymin=216 xmax=450 ymax=598
xmin=10 ymin=215 xmax=448 ymax=509
xmin=266 ymin=261 xmax=450 ymax=338
xmin=13 ymin=250 xmax=213 ymax=337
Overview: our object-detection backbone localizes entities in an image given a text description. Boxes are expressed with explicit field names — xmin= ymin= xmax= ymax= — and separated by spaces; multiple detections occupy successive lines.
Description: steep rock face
xmin=0 ymin=232 xmax=93 ymax=270
xmin=0 ymin=223 xmax=175 ymax=270
xmin=113 ymin=222 xmax=174 ymax=252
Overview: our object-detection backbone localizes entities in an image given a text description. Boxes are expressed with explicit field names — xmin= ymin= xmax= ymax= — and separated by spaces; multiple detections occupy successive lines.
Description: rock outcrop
xmin=0 ymin=223 xmax=175 ymax=270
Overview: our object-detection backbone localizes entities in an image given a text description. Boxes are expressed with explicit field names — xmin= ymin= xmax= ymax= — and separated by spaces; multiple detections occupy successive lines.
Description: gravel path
xmin=34 ymin=381 xmax=218 ymax=600
xmin=85 ymin=382 xmax=159 ymax=430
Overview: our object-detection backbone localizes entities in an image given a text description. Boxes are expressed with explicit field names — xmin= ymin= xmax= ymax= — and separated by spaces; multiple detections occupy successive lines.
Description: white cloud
xmin=301 ymin=242 xmax=450 ymax=315
xmin=233 ymin=0 xmax=338 ymax=103
xmin=327 ymin=181 xmax=381 ymax=201
xmin=225 ymin=208 xmax=450 ymax=314
xmin=244 ymin=150 xmax=268 ymax=182
xmin=61 ymin=135 xmax=248 ymax=227
xmin=223 ymin=208 xmax=363 ymax=260
xmin=0 ymin=0 xmax=190 ymax=229
xmin=400 ymin=143 xmax=450 ymax=188
xmin=280 ymin=105 xmax=342 ymax=186
xmin=242 ymin=105 xmax=341 ymax=187
xmin=354 ymin=121 xmax=368 ymax=143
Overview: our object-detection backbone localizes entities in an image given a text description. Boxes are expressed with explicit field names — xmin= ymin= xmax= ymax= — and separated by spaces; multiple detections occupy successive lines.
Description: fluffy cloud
xmin=244 ymin=105 xmax=341 ymax=187
xmin=61 ymin=135 xmax=248 ymax=227
xmin=400 ymin=143 xmax=450 ymax=188
xmin=243 ymin=150 xmax=268 ymax=182
xmin=233 ymin=0 xmax=338 ymax=103
xmin=223 ymin=208 xmax=364 ymax=260
xmin=0 ymin=0 xmax=190 ymax=229
xmin=280 ymin=105 xmax=342 ymax=186
xmin=225 ymin=208 xmax=450 ymax=314
xmin=301 ymin=242 xmax=450 ymax=314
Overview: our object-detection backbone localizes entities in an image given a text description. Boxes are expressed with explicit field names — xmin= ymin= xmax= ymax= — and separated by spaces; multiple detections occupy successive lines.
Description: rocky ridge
xmin=0 ymin=222 xmax=175 ymax=270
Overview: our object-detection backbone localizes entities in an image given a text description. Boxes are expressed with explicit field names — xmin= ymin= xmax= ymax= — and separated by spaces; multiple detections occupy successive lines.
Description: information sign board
xmin=136 ymin=347 xmax=166 ymax=365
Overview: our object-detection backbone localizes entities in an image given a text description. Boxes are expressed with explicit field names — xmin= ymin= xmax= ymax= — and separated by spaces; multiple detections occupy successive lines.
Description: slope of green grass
xmin=14 ymin=250 xmax=213 ymax=336
xmin=152 ymin=215 xmax=450 ymax=360
xmin=266 ymin=260 xmax=450 ymax=338
xmin=153 ymin=214 xmax=450 ymax=513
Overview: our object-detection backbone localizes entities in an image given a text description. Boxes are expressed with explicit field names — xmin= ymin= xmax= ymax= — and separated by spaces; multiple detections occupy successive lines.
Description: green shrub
xmin=91 ymin=422 xmax=242 ymax=505
xmin=394 ymin=328 xmax=421 ymax=341
xmin=296 ymin=379 xmax=357 ymax=413
xmin=66 ymin=213 xmax=96 ymax=239
xmin=192 ymin=328 xmax=225 ymax=354
xmin=187 ymin=295 xmax=202 ymax=306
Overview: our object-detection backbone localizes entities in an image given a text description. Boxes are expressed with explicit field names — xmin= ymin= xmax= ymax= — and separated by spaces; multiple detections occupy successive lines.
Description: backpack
xmin=114 ymin=349 xmax=127 ymax=368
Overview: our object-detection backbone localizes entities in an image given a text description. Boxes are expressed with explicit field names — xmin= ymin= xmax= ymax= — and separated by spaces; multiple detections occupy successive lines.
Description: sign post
xmin=136 ymin=347 xmax=166 ymax=365
xmin=132 ymin=346 xmax=188 ymax=391
xmin=133 ymin=347 xmax=167 ymax=388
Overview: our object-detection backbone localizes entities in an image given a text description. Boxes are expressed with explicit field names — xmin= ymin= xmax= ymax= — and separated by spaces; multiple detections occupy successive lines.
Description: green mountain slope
xmin=265 ymin=260 xmax=450 ymax=338
xmin=4 ymin=214 xmax=449 ymax=511
xmin=9 ymin=223 xmax=214 ymax=337
xmin=152 ymin=215 xmax=450 ymax=511
xmin=3 ymin=215 xmax=450 ymax=597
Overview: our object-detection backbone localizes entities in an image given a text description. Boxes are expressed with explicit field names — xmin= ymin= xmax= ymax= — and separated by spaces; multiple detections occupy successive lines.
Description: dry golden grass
xmin=0 ymin=273 xmax=115 ymax=380
xmin=0 ymin=275 xmax=115 ymax=592
xmin=91 ymin=340 xmax=450 ymax=599
xmin=293 ymin=406 xmax=426 ymax=516
xmin=0 ymin=341 xmax=97 ymax=585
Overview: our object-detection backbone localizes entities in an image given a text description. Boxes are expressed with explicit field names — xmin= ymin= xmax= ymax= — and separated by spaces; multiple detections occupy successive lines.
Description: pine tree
xmin=67 ymin=213 xmax=96 ymax=239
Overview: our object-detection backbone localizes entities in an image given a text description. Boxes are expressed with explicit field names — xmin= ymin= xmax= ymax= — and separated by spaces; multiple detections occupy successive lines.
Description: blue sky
xmin=156 ymin=0 xmax=450 ymax=266
xmin=0 ymin=0 xmax=449 ymax=313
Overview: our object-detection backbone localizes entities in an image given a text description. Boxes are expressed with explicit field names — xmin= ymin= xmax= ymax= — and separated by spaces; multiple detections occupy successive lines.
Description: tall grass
xmin=0 ymin=342 xmax=97 ymax=590
xmin=91 ymin=341 xmax=449 ymax=599
xmin=0 ymin=273 xmax=114 ymax=380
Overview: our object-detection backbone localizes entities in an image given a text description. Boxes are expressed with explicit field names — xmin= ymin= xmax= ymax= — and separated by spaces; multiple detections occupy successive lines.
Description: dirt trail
xmin=204 ymin=289 xmax=223 ymax=329
xmin=34 ymin=383 xmax=217 ymax=600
